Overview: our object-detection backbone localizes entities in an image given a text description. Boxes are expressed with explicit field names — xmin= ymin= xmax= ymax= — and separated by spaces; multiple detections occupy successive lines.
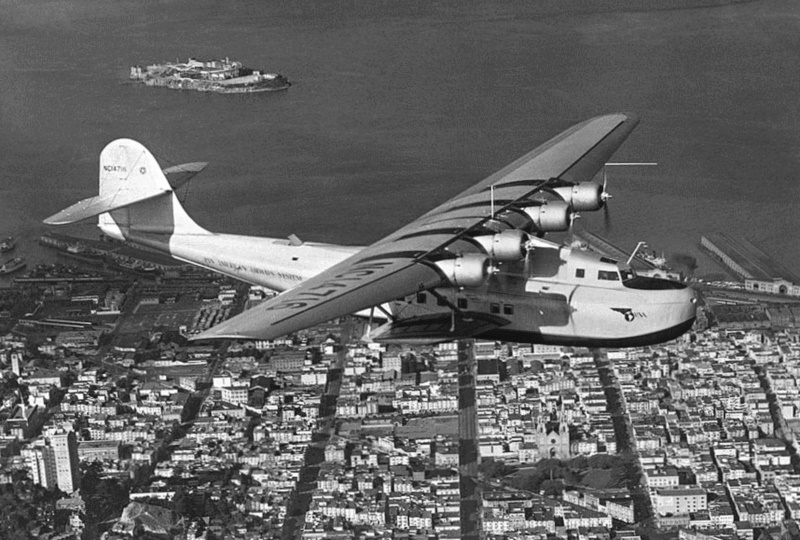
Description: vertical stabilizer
xmin=98 ymin=138 xmax=171 ymax=199
xmin=96 ymin=139 xmax=208 ymax=240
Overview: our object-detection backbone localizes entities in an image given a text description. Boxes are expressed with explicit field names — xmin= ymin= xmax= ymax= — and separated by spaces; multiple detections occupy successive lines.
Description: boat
xmin=0 ymin=237 xmax=15 ymax=253
xmin=66 ymin=242 xmax=86 ymax=254
xmin=0 ymin=257 xmax=26 ymax=275
xmin=130 ymin=57 xmax=290 ymax=94
xmin=639 ymin=250 xmax=668 ymax=269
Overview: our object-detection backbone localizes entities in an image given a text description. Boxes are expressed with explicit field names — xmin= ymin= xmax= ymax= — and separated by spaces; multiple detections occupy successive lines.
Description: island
xmin=130 ymin=57 xmax=290 ymax=94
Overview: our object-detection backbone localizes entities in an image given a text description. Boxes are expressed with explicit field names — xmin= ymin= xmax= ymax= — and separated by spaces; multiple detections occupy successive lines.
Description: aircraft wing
xmin=192 ymin=113 xmax=639 ymax=341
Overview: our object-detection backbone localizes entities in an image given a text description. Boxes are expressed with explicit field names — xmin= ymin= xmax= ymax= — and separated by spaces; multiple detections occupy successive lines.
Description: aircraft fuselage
xmin=383 ymin=242 xmax=697 ymax=347
xmin=103 ymin=216 xmax=696 ymax=347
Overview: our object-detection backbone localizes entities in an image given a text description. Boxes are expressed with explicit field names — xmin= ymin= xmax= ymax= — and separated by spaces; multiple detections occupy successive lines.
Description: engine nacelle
xmin=551 ymin=182 xmax=605 ymax=211
xmin=434 ymin=253 xmax=492 ymax=288
xmin=523 ymin=200 xmax=573 ymax=232
xmin=473 ymin=229 xmax=527 ymax=261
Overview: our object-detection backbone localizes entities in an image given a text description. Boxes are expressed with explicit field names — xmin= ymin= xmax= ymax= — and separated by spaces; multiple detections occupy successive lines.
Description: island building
xmin=701 ymin=232 xmax=800 ymax=295
xmin=130 ymin=57 xmax=290 ymax=94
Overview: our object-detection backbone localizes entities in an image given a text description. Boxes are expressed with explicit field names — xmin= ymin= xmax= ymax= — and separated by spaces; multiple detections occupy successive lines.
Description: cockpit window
xmin=623 ymin=276 xmax=687 ymax=290
xmin=619 ymin=269 xmax=636 ymax=281
xmin=599 ymin=257 xmax=618 ymax=265
xmin=598 ymin=270 xmax=619 ymax=281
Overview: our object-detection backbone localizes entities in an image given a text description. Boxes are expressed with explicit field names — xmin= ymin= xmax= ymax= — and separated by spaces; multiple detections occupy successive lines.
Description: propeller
xmin=600 ymin=161 xmax=658 ymax=233
xmin=535 ymin=284 xmax=578 ymax=327
xmin=601 ymin=167 xmax=612 ymax=232
xmin=523 ymin=234 xmax=534 ymax=276
xmin=566 ymin=285 xmax=578 ymax=326
xmin=601 ymin=168 xmax=611 ymax=203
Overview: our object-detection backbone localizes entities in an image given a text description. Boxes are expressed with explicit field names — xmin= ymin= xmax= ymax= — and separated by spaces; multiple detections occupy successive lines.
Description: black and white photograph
xmin=1 ymin=0 xmax=800 ymax=538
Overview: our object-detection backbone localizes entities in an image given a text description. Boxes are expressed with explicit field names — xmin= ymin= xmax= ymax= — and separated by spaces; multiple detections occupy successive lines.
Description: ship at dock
xmin=0 ymin=237 xmax=16 ymax=253
xmin=0 ymin=257 xmax=26 ymax=275
xmin=130 ymin=57 xmax=290 ymax=94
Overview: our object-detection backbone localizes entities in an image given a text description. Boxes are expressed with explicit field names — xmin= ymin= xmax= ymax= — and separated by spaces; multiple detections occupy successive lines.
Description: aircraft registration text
xmin=266 ymin=260 xmax=397 ymax=312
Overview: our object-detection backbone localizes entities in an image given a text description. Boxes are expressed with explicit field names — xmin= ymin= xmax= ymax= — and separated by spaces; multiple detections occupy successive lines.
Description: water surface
xmin=2 ymin=0 xmax=799 ymax=277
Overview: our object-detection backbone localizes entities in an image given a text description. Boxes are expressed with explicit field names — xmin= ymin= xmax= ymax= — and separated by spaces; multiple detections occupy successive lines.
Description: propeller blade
xmin=561 ymin=285 xmax=578 ymax=327
xmin=600 ymin=167 xmax=612 ymax=205
xmin=523 ymin=234 xmax=533 ymax=276
xmin=600 ymin=166 xmax=612 ymax=232
xmin=566 ymin=211 xmax=581 ymax=247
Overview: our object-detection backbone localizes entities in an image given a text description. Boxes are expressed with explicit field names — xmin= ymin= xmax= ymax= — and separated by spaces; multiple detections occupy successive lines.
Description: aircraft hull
xmin=479 ymin=317 xmax=696 ymax=348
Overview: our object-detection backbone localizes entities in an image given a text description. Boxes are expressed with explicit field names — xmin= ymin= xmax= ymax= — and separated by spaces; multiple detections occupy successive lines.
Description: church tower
xmin=535 ymin=400 xmax=571 ymax=460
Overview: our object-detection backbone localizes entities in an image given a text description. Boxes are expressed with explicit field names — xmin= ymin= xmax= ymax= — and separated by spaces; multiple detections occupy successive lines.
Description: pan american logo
xmin=611 ymin=307 xmax=647 ymax=322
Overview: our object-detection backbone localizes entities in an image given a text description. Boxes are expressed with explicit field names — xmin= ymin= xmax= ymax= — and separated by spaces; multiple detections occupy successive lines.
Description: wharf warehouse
xmin=701 ymin=233 xmax=800 ymax=296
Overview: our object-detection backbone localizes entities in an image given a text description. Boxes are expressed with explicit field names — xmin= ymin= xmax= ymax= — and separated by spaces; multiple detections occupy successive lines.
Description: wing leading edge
xmin=192 ymin=113 xmax=640 ymax=341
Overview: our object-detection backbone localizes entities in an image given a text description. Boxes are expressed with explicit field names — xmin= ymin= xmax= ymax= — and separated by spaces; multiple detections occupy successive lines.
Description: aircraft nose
xmin=678 ymin=285 xmax=698 ymax=323
xmin=649 ymin=284 xmax=698 ymax=343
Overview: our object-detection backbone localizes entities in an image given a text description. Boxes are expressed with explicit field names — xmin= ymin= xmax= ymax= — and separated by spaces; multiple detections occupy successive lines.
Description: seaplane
xmin=44 ymin=113 xmax=697 ymax=347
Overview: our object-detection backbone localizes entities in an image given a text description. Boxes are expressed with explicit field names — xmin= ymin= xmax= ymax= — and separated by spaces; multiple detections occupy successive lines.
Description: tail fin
xmin=99 ymin=138 xmax=171 ymax=200
xmin=44 ymin=139 xmax=208 ymax=239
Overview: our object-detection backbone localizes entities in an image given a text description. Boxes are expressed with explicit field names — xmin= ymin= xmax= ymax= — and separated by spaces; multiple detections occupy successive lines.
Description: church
xmin=534 ymin=404 xmax=571 ymax=460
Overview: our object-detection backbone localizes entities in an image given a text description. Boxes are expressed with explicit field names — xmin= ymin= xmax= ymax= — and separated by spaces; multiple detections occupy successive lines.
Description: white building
xmin=653 ymin=487 xmax=707 ymax=516
xmin=52 ymin=432 xmax=80 ymax=494
xmin=24 ymin=432 xmax=80 ymax=494
xmin=221 ymin=386 xmax=248 ymax=405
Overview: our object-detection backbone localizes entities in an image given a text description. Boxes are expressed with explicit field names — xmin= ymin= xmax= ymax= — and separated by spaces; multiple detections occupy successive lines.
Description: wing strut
xmin=376 ymin=303 xmax=395 ymax=321
xmin=367 ymin=306 xmax=375 ymax=337
xmin=428 ymin=289 xmax=463 ymax=317
xmin=426 ymin=288 xmax=474 ymax=333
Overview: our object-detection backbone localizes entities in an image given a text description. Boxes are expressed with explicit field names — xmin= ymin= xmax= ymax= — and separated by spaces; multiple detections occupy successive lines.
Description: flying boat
xmin=44 ymin=113 xmax=697 ymax=347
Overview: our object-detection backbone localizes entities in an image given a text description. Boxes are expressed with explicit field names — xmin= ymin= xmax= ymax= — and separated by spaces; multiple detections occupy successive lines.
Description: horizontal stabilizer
xmin=43 ymin=189 xmax=171 ymax=225
xmin=367 ymin=312 xmax=509 ymax=345
xmin=44 ymin=138 xmax=182 ymax=226
xmin=163 ymin=162 xmax=208 ymax=189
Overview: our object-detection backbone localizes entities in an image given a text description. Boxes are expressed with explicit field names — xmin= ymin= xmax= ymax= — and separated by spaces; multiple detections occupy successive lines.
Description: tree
xmin=0 ymin=473 xmax=57 ymax=539
xmin=80 ymin=461 xmax=103 ymax=497
xmin=173 ymin=487 xmax=188 ymax=517
xmin=540 ymin=478 xmax=564 ymax=497
xmin=479 ymin=458 xmax=516 ymax=479
xmin=587 ymin=454 xmax=618 ymax=469
xmin=203 ymin=495 xmax=216 ymax=517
